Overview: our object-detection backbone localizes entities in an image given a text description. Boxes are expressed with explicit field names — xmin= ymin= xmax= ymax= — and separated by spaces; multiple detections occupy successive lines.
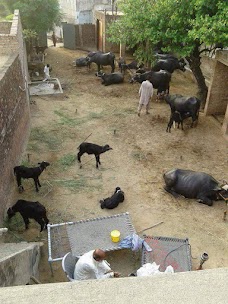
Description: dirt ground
xmin=6 ymin=43 xmax=228 ymax=284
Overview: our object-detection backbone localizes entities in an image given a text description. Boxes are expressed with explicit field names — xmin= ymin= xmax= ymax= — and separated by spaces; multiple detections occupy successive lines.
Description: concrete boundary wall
xmin=0 ymin=267 xmax=228 ymax=303
xmin=0 ymin=242 xmax=42 ymax=287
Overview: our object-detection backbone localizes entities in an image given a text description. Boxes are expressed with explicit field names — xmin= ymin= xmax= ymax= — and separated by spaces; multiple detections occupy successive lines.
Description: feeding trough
xmin=28 ymin=78 xmax=63 ymax=96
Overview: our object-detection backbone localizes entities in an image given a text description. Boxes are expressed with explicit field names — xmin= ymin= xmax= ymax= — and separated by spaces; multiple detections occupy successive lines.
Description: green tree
xmin=0 ymin=0 xmax=62 ymax=32
xmin=0 ymin=0 xmax=62 ymax=54
xmin=108 ymin=0 xmax=228 ymax=104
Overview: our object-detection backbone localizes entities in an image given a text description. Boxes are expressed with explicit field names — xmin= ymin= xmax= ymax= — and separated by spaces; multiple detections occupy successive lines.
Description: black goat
xmin=77 ymin=142 xmax=112 ymax=168
xmin=100 ymin=187 xmax=125 ymax=209
xmin=14 ymin=161 xmax=50 ymax=193
xmin=7 ymin=200 xmax=49 ymax=232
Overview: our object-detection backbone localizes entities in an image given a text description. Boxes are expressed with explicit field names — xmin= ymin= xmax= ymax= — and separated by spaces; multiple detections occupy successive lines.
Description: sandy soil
xmin=6 ymin=44 xmax=228 ymax=283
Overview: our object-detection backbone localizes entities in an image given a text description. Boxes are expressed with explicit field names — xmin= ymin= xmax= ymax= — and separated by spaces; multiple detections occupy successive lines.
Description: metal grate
xmin=141 ymin=235 xmax=192 ymax=272
xmin=47 ymin=223 xmax=71 ymax=262
xmin=47 ymin=212 xmax=135 ymax=263
xmin=67 ymin=212 xmax=136 ymax=257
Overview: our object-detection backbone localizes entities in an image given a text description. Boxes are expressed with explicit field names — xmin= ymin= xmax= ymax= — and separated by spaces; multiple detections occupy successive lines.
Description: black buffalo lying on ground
xmin=165 ymin=94 xmax=201 ymax=127
xmin=163 ymin=169 xmax=226 ymax=206
xmin=152 ymin=58 xmax=186 ymax=73
xmin=130 ymin=70 xmax=171 ymax=98
xmin=86 ymin=51 xmax=115 ymax=73
xmin=100 ymin=187 xmax=125 ymax=209
xmin=99 ymin=72 xmax=124 ymax=86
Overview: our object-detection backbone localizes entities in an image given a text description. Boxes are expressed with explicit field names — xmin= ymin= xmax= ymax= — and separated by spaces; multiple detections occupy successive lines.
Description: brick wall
xmin=0 ymin=55 xmax=30 ymax=224
xmin=0 ymin=22 xmax=11 ymax=34
xmin=75 ymin=24 xmax=96 ymax=48
xmin=0 ymin=35 xmax=18 ymax=54
xmin=104 ymin=15 xmax=119 ymax=53
xmin=0 ymin=10 xmax=30 ymax=224
xmin=94 ymin=11 xmax=120 ymax=53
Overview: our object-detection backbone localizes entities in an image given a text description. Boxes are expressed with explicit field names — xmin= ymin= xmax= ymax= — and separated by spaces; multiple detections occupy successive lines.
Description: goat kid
xmin=77 ymin=142 xmax=112 ymax=168
xmin=7 ymin=199 xmax=49 ymax=232
xmin=100 ymin=187 xmax=125 ymax=209
xmin=14 ymin=161 xmax=50 ymax=193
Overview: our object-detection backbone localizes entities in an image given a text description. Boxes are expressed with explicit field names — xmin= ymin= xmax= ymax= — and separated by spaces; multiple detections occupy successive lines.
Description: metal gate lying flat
xmin=47 ymin=212 xmax=135 ymax=269
xmin=141 ymin=236 xmax=192 ymax=272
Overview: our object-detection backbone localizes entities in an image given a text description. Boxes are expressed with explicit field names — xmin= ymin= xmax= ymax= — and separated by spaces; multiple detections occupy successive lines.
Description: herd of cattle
xmin=75 ymin=51 xmax=201 ymax=132
xmin=6 ymin=50 xmax=227 ymax=233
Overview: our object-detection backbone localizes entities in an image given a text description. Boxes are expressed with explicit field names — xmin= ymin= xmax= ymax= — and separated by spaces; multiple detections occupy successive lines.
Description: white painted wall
xmin=76 ymin=0 xmax=112 ymax=24
xmin=59 ymin=0 xmax=76 ymax=24
xmin=59 ymin=0 xmax=113 ymax=24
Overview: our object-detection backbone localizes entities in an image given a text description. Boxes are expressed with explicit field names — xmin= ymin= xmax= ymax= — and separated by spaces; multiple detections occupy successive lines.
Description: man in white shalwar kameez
xmin=43 ymin=64 xmax=50 ymax=81
xmin=138 ymin=79 xmax=153 ymax=116
xmin=74 ymin=248 xmax=120 ymax=280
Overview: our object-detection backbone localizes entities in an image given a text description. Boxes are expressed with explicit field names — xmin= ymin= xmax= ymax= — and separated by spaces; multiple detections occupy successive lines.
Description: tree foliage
xmin=108 ymin=0 xmax=228 ymax=102
xmin=0 ymin=0 xmax=62 ymax=32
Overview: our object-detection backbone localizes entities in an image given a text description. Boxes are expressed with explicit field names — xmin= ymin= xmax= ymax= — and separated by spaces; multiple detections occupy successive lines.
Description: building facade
xmin=59 ymin=0 xmax=113 ymax=25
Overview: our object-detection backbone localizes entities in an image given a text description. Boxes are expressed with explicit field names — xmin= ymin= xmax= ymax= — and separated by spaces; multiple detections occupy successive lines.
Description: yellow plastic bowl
xmin=111 ymin=230 xmax=120 ymax=243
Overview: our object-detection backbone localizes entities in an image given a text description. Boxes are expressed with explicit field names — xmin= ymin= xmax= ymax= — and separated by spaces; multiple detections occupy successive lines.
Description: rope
xmin=77 ymin=133 xmax=92 ymax=149
xmin=163 ymin=243 xmax=189 ymax=267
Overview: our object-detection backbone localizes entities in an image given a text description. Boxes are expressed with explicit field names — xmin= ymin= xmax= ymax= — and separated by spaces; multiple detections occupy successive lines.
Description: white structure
xmin=59 ymin=0 xmax=76 ymax=24
xmin=59 ymin=0 xmax=113 ymax=24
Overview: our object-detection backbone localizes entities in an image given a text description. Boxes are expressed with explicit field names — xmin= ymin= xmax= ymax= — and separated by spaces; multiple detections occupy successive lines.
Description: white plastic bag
xmin=164 ymin=265 xmax=174 ymax=274
xmin=137 ymin=262 xmax=161 ymax=277
xmin=136 ymin=262 xmax=174 ymax=277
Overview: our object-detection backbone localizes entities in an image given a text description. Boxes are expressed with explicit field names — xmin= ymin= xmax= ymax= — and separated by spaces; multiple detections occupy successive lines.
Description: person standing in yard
xmin=52 ymin=31 xmax=57 ymax=47
xmin=137 ymin=77 xmax=153 ymax=116
xmin=43 ymin=64 xmax=50 ymax=81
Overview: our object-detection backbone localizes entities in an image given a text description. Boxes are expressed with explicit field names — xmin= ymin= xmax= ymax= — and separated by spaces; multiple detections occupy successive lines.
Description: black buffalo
xmin=100 ymin=72 xmax=124 ymax=86
xmin=75 ymin=57 xmax=90 ymax=67
xmin=163 ymin=169 xmax=224 ymax=206
xmin=86 ymin=51 xmax=115 ymax=73
xmin=165 ymin=94 xmax=201 ymax=127
xmin=155 ymin=53 xmax=185 ymax=63
xmin=120 ymin=61 xmax=144 ymax=73
xmin=130 ymin=70 xmax=171 ymax=97
xmin=152 ymin=58 xmax=186 ymax=73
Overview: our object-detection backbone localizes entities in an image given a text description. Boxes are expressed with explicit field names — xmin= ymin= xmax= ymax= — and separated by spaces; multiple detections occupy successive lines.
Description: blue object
xmin=120 ymin=233 xmax=152 ymax=252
